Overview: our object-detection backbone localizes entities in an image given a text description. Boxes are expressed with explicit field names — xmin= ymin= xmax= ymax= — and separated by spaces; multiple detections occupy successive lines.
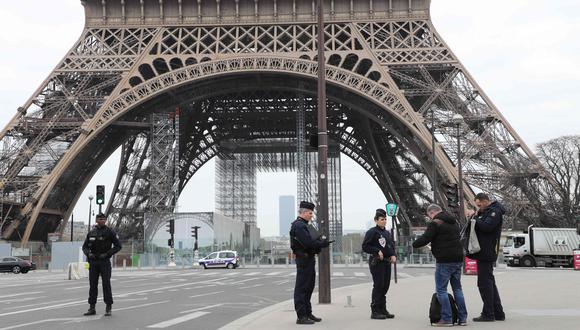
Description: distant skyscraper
xmin=279 ymin=195 xmax=296 ymax=237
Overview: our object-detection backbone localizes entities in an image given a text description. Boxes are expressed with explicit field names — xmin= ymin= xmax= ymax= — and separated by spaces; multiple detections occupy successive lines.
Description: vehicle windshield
xmin=504 ymin=236 xmax=514 ymax=247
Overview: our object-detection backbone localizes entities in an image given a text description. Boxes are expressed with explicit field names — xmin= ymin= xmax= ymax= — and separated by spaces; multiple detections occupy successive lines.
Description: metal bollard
xmin=345 ymin=295 xmax=353 ymax=308
xmin=123 ymin=259 xmax=127 ymax=271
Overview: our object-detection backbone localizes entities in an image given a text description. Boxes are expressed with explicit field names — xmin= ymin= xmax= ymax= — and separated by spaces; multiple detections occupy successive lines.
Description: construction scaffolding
xmin=215 ymin=139 xmax=343 ymax=252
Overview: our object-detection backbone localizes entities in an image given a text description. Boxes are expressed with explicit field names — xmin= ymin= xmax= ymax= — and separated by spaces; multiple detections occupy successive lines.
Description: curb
xmin=218 ymin=282 xmax=370 ymax=330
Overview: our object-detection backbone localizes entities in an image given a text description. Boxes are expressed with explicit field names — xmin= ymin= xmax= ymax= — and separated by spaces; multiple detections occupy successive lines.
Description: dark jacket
xmin=362 ymin=225 xmax=395 ymax=262
xmin=412 ymin=211 xmax=464 ymax=263
xmin=469 ymin=201 xmax=505 ymax=262
xmin=82 ymin=225 xmax=122 ymax=261
xmin=290 ymin=217 xmax=329 ymax=258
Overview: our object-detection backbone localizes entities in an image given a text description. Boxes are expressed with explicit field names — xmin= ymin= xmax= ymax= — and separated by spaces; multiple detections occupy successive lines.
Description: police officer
xmin=362 ymin=208 xmax=396 ymax=320
xmin=82 ymin=213 xmax=122 ymax=316
xmin=290 ymin=201 xmax=331 ymax=325
xmin=467 ymin=193 xmax=506 ymax=322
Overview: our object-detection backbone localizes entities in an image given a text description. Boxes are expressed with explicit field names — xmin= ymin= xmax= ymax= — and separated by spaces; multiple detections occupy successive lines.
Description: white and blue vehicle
xmin=198 ymin=250 xmax=239 ymax=269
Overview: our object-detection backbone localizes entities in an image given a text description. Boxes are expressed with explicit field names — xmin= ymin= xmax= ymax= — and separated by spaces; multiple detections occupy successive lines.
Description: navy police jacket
xmin=362 ymin=226 xmax=395 ymax=261
xmin=82 ymin=225 xmax=122 ymax=261
xmin=469 ymin=201 xmax=505 ymax=262
xmin=290 ymin=217 xmax=329 ymax=257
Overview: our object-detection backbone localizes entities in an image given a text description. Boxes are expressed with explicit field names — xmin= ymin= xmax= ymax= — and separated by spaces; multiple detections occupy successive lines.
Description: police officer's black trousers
xmin=369 ymin=260 xmax=391 ymax=313
xmin=294 ymin=256 xmax=316 ymax=318
xmin=88 ymin=259 xmax=113 ymax=306
xmin=476 ymin=261 xmax=504 ymax=318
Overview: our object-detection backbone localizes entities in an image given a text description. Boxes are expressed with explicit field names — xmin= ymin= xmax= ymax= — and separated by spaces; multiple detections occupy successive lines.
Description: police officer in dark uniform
xmin=290 ymin=201 xmax=331 ymax=325
xmin=467 ymin=193 xmax=506 ymax=322
xmin=362 ymin=208 xmax=396 ymax=320
xmin=82 ymin=213 xmax=122 ymax=316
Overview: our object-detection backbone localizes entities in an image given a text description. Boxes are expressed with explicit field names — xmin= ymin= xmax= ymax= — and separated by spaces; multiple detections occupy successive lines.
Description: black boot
xmin=371 ymin=312 xmax=387 ymax=319
xmin=380 ymin=304 xmax=395 ymax=319
xmin=382 ymin=309 xmax=395 ymax=319
xmin=83 ymin=304 xmax=96 ymax=316
xmin=307 ymin=314 xmax=322 ymax=322
xmin=104 ymin=304 xmax=112 ymax=316
xmin=296 ymin=316 xmax=315 ymax=325
xmin=370 ymin=304 xmax=387 ymax=319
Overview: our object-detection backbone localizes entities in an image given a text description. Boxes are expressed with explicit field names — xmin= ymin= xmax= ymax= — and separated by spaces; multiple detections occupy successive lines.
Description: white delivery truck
xmin=503 ymin=225 xmax=580 ymax=267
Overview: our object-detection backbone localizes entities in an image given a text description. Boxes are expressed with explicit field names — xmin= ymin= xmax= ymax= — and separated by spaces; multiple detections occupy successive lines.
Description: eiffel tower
xmin=0 ymin=0 xmax=554 ymax=244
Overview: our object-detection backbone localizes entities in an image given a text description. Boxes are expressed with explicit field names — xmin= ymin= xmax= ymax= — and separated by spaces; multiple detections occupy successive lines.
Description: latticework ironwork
xmin=0 ymin=0 xmax=557 ymax=244
xmin=214 ymin=139 xmax=343 ymax=251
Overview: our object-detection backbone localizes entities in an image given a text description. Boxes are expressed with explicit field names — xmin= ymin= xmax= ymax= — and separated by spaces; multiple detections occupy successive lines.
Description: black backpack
xmin=429 ymin=293 xmax=458 ymax=325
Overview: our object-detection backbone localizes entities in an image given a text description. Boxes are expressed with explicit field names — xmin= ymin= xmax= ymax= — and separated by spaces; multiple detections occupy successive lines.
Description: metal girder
xmin=0 ymin=0 xmax=558 ymax=244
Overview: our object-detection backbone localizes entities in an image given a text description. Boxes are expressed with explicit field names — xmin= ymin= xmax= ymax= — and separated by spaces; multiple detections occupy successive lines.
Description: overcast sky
xmin=0 ymin=1 xmax=578 ymax=237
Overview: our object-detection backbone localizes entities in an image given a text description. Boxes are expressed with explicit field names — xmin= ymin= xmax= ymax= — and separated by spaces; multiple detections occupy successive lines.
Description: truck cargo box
xmin=531 ymin=228 xmax=580 ymax=256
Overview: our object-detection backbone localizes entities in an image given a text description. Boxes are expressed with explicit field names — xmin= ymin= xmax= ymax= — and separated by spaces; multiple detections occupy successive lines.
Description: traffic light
xmin=577 ymin=221 xmax=580 ymax=236
xmin=443 ymin=183 xmax=459 ymax=209
xmin=96 ymin=185 xmax=105 ymax=205
xmin=191 ymin=226 xmax=200 ymax=251
xmin=166 ymin=219 xmax=175 ymax=234
xmin=167 ymin=238 xmax=173 ymax=247
xmin=191 ymin=226 xmax=200 ymax=239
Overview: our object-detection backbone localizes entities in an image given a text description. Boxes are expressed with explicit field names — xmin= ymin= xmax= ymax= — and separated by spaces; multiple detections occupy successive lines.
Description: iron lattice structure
xmin=0 ymin=0 xmax=556 ymax=244
xmin=214 ymin=139 xmax=343 ymax=251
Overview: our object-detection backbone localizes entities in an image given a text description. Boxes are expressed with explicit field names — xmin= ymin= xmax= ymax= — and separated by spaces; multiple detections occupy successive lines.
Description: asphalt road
xmin=0 ymin=266 xmax=434 ymax=330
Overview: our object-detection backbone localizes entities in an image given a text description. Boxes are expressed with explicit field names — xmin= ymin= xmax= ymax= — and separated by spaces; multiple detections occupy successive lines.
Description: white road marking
xmin=114 ymin=300 xmax=170 ymax=312
xmin=354 ymin=272 xmax=366 ymax=277
xmin=0 ymin=291 xmax=43 ymax=299
xmin=64 ymin=285 xmax=87 ymax=290
xmin=332 ymin=272 xmax=344 ymax=277
xmin=238 ymin=284 xmax=263 ymax=290
xmin=0 ymin=318 xmax=85 ymax=330
xmin=179 ymin=303 xmax=224 ymax=314
xmin=0 ymin=296 xmax=46 ymax=304
xmin=147 ymin=311 xmax=210 ymax=328
xmin=0 ymin=277 xmax=227 ymax=317
xmin=189 ymin=291 xmax=224 ymax=298
xmin=120 ymin=278 xmax=150 ymax=283
xmin=264 ymin=272 xmax=281 ymax=276
xmin=243 ymin=272 xmax=261 ymax=276
xmin=2 ymin=298 xmax=79 ymax=311
xmin=227 ymin=277 xmax=260 ymax=285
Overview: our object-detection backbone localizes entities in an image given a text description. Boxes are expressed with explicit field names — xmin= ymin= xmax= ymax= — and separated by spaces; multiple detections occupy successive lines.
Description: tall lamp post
xmin=452 ymin=114 xmax=465 ymax=223
xmin=316 ymin=0 xmax=331 ymax=304
xmin=431 ymin=107 xmax=437 ymax=203
xmin=87 ymin=195 xmax=94 ymax=231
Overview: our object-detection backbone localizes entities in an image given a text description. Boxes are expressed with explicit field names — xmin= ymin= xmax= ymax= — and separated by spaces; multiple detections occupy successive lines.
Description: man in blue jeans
xmin=413 ymin=204 xmax=468 ymax=327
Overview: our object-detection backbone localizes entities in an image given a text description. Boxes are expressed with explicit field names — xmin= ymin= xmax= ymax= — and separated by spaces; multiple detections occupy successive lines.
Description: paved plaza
xmin=0 ymin=265 xmax=578 ymax=329
xmin=221 ymin=266 xmax=580 ymax=330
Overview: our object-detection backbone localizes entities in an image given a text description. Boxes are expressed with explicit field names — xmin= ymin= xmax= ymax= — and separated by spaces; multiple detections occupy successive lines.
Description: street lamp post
xmin=452 ymin=114 xmax=465 ymax=223
xmin=431 ymin=107 xmax=437 ymax=203
xmin=316 ymin=0 xmax=331 ymax=304
xmin=88 ymin=195 xmax=94 ymax=231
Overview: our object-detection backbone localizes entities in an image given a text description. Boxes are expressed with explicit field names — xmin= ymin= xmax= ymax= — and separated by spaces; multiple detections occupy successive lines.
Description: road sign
xmin=386 ymin=203 xmax=399 ymax=217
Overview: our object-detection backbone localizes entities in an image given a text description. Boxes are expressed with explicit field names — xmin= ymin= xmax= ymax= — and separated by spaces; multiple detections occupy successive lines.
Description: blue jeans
xmin=435 ymin=262 xmax=468 ymax=322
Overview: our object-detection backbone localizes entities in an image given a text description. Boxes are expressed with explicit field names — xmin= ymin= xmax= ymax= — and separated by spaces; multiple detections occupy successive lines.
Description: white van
xmin=198 ymin=250 xmax=239 ymax=269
